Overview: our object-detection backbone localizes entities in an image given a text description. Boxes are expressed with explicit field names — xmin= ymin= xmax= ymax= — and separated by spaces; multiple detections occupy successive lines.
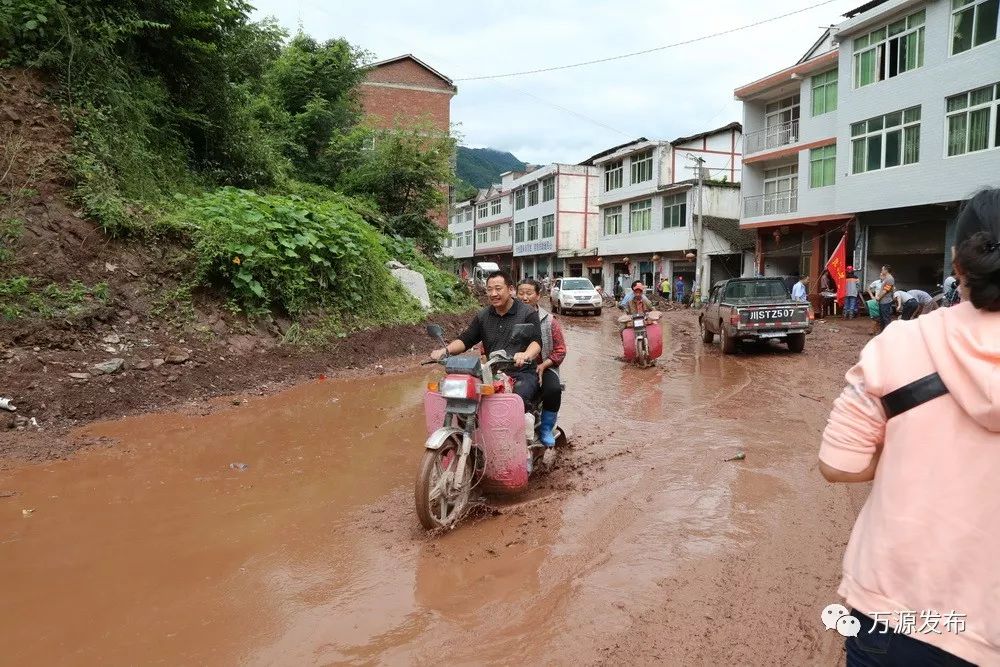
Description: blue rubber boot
xmin=539 ymin=410 xmax=558 ymax=447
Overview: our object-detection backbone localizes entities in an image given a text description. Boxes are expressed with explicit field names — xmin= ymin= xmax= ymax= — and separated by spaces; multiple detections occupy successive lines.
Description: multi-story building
xmin=737 ymin=0 xmax=1000 ymax=300
xmin=472 ymin=183 xmax=515 ymax=276
xmin=360 ymin=54 xmax=457 ymax=229
xmin=443 ymin=198 xmax=475 ymax=278
xmin=510 ymin=164 xmax=600 ymax=283
xmin=588 ymin=123 xmax=749 ymax=297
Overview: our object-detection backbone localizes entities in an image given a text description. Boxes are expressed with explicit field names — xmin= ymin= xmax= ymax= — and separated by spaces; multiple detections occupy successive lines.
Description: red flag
xmin=824 ymin=234 xmax=848 ymax=305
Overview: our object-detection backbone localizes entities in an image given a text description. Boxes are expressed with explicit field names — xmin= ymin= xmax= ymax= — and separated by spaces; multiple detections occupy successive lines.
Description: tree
xmin=338 ymin=125 xmax=455 ymax=252
xmin=264 ymin=33 xmax=368 ymax=184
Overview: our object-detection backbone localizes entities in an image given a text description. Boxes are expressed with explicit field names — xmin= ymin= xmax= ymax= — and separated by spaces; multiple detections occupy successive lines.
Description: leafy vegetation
xmin=0 ymin=0 xmax=471 ymax=335
xmin=168 ymin=187 xmax=472 ymax=322
xmin=0 ymin=276 xmax=108 ymax=320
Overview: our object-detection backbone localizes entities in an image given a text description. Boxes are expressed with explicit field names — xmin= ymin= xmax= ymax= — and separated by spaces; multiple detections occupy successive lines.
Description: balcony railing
xmin=745 ymin=119 xmax=800 ymax=154
xmin=744 ymin=192 xmax=798 ymax=218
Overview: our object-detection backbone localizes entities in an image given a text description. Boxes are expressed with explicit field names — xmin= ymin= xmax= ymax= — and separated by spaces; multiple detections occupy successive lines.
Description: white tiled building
xmin=588 ymin=124 xmax=749 ymax=298
xmin=471 ymin=183 xmax=515 ymax=276
xmin=737 ymin=0 xmax=1000 ymax=298
xmin=443 ymin=198 xmax=475 ymax=278
xmin=510 ymin=164 xmax=600 ymax=281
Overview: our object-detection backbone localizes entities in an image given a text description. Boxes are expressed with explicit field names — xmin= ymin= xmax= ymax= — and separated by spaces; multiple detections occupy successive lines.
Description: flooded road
xmin=0 ymin=310 xmax=868 ymax=665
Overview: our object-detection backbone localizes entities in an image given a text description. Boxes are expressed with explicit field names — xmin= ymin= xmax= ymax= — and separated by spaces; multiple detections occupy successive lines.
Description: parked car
xmin=699 ymin=278 xmax=813 ymax=354
xmin=550 ymin=277 xmax=602 ymax=316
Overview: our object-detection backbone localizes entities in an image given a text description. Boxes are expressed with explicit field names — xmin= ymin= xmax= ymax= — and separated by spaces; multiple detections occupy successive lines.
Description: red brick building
xmin=360 ymin=55 xmax=457 ymax=228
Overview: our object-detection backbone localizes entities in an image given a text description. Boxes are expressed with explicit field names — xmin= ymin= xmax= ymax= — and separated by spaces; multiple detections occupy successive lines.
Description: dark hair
xmin=631 ymin=280 xmax=644 ymax=289
xmin=486 ymin=270 xmax=513 ymax=287
xmin=882 ymin=264 xmax=892 ymax=273
xmin=517 ymin=278 xmax=542 ymax=295
xmin=954 ymin=188 xmax=1000 ymax=311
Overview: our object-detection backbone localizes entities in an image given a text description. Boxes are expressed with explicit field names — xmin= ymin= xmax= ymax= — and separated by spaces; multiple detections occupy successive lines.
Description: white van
xmin=472 ymin=262 xmax=501 ymax=289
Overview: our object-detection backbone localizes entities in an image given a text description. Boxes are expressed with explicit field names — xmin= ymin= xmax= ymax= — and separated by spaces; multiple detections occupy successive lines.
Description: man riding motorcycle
xmin=516 ymin=278 xmax=566 ymax=449
xmin=617 ymin=280 xmax=653 ymax=332
xmin=430 ymin=271 xmax=542 ymax=410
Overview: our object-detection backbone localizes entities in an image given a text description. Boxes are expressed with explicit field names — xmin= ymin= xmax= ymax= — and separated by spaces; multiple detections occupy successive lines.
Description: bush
xmin=168 ymin=187 xmax=424 ymax=323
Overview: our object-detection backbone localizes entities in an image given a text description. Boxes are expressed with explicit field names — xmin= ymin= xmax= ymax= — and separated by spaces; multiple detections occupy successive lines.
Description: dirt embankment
xmin=0 ymin=69 xmax=472 ymax=462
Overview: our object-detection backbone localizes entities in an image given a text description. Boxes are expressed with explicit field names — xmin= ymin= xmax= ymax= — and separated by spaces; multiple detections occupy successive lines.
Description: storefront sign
xmin=514 ymin=238 xmax=556 ymax=256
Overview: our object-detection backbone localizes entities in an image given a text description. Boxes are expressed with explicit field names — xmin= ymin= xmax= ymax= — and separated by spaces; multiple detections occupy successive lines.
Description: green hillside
xmin=456 ymin=147 xmax=526 ymax=189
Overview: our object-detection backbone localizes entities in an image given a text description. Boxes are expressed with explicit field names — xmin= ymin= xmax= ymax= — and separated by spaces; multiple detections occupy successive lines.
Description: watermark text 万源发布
xmin=822 ymin=604 xmax=967 ymax=638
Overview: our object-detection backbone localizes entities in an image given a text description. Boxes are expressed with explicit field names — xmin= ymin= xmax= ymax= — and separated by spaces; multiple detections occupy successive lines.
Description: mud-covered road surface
xmin=0 ymin=309 xmax=874 ymax=665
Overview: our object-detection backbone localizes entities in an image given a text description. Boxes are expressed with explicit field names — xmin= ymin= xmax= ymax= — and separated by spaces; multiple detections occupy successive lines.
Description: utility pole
xmin=687 ymin=154 xmax=706 ymax=305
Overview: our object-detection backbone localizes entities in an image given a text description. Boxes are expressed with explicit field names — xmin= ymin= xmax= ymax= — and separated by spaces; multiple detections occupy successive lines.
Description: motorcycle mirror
xmin=509 ymin=323 xmax=533 ymax=346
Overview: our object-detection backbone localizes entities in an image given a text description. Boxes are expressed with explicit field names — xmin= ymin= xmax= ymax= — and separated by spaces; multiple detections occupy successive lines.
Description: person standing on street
xmin=844 ymin=267 xmax=861 ymax=319
xmin=877 ymin=265 xmax=896 ymax=332
xmin=820 ymin=269 xmax=838 ymax=317
xmin=817 ymin=188 xmax=1000 ymax=666
xmin=659 ymin=275 xmax=671 ymax=301
xmin=674 ymin=276 xmax=685 ymax=304
xmin=792 ymin=275 xmax=809 ymax=302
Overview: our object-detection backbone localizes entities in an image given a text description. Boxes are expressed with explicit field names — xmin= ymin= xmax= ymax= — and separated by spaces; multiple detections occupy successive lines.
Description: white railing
xmin=745 ymin=119 xmax=800 ymax=154
xmin=743 ymin=192 xmax=798 ymax=217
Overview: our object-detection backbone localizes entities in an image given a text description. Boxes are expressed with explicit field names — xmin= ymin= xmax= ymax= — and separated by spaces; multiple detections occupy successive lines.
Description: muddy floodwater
xmin=0 ymin=311 xmax=870 ymax=665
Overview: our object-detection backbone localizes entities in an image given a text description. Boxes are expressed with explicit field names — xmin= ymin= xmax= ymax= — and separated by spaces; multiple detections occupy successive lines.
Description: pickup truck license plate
xmin=757 ymin=332 xmax=785 ymax=339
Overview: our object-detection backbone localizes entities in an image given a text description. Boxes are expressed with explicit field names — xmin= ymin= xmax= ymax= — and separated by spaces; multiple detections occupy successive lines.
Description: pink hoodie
xmin=820 ymin=302 xmax=1000 ymax=665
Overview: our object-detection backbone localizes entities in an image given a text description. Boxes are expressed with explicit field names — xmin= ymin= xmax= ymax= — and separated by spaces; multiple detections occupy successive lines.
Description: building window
xmin=477 ymin=228 xmax=488 ymax=244
xmin=464 ymin=210 xmax=473 ymax=222
xmin=812 ymin=70 xmax=838 ymax=116
xmin=604 ymin=160 xmax=623 ymax=191
xmin=853 ymin=9 xmax=925 ymax=88
xmin=809 ymin=145 xmax=837 ymax=188
xmin=629 ymin=199 xmax=652 ymax=232
xmin=527 ymin=218 xmax=539 ymax=241
xmin=489 ymin=225 xmax=501 ymax=242
xmin=952 ymin=0 xmax=999 ymax=54
xmin=763 ymin=95 xmax=801 ymax=149
xmin=465 ymin=231 xmax=472 ymax=246
xmin=515 ymin=222 xmax=525 ymax=243
xmin=527 ymin=183 xmax=539 ymax=206
xmin=630 ymin=150 xmax=653 ymax=184
xmin=763 ymin=164 xmax=798 ymax=215
xmin=662 ymin=194 xmax=687 ymax=228
xmin=542 ymin=177 xmax=555 ymax=202
xmin=603 ymin=206 xmax=623 ymax=235
xmin=851 ymin=106 xmax=921 ymax=173
xmin=542 ymin=214 xmax=555 ymax=238
xmin=477 ymin=202 xmax=488 ymax=218
xmin=515 ymin=189 xmax=525 ymax=210
xmin=490 ymin=198 xmax=501 ymax=215
xmin=947 ymin=83 xmax=1000 ymax=155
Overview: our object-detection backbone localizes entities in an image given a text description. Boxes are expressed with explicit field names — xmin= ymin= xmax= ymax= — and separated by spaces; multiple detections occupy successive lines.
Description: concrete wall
xmin=512 ymin=164 xmax=598 ymax=257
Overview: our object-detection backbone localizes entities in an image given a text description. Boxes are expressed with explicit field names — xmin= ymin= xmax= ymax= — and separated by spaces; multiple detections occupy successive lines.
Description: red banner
xmin=825 ymin=235 xmax=847 ymax=305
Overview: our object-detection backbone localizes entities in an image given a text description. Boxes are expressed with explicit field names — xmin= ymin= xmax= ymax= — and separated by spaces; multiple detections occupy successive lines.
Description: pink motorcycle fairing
xmin=424 ymin=391 xmax=529 ymax=493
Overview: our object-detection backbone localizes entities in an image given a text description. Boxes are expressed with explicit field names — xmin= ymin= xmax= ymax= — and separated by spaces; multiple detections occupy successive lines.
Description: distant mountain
xmin=456 ymin=147 xmax=526 ymax=189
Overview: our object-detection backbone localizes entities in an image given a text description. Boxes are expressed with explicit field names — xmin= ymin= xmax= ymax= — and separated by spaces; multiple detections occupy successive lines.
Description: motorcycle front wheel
xmin=415 ymin=435 xmax=474 ymax=530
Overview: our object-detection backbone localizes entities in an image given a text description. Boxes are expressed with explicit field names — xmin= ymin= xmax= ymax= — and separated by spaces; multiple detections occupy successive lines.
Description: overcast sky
xmin=250 ymin=0 xmax=862 ymax=165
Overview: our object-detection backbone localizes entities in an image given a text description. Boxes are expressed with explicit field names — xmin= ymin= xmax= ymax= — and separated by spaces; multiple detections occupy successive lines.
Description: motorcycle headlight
xmin=441 ymin=377 xmax=475 ymax=399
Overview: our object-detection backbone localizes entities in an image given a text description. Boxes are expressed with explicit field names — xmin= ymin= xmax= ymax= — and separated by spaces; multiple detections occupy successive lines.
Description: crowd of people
xmin=789 ymin=263 xmax=962 ymax=336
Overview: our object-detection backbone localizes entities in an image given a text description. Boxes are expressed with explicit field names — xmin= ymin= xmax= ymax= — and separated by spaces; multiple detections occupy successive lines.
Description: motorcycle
xmin=415 ymin=324 xmax=567 ymax=530
xmin=618 ymin=295 xmax=663 ymax=367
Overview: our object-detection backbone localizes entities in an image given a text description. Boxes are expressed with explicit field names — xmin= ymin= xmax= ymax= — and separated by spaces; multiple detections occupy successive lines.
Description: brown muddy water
xmin=0 ymin=311 xmax=864 ymax=665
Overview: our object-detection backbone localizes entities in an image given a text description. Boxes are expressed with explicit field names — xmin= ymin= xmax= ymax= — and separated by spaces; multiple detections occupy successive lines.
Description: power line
xmin=454 ymin=0 xmax=841 ymax=81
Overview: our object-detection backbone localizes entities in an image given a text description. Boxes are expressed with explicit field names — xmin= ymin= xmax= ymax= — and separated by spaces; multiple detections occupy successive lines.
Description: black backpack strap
xmin=881 ymin=373 xmax=950 ymax=419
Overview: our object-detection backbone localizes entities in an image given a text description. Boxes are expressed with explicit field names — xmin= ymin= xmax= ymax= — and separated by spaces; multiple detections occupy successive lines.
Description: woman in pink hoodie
xmin=819 ymin=188 xmax=1000 ymax=666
